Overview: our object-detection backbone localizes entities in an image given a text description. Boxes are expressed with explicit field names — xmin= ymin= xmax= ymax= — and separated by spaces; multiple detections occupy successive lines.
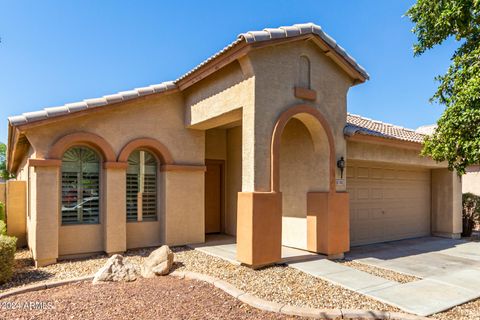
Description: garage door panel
xmin=371 ymin=168 xmax=383 ymax=179
xmin=357 ymin=188 xmax=369 ymax=200
xmin=348 ymin=161 xmax=431 ymax=246
xmin=357 ymin=167 xmax=370 ymax=178
xmin=371 ymin=188 xmax=383 ymax=199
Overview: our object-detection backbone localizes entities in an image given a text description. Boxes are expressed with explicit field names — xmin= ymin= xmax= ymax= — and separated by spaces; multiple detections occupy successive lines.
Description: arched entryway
xmin=279 ymin=117 xmax=330 ymax=250
xmin=236 ymin=105 xmax=350 ymax=267
xmin=272 ymin=105 xmax=335 ymax=252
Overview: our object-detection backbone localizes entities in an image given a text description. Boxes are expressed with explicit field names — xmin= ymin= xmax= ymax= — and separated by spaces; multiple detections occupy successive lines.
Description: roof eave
xmin=176 ymin=33 xmax=368 ymax=91
xmin=345 ymin=132 xmax=424 ymax=151
xmin=13 ymin=87 xmax=179 ymax=132
xmin=7 ymin=124 xmax=28 ymax=174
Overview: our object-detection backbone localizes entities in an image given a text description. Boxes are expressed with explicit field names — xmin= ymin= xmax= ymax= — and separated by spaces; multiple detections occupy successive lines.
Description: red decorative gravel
xmin=0 ymin=277 xmax=301 ymax=320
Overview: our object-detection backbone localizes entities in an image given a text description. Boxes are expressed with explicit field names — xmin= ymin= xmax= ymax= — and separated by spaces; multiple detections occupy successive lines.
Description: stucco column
xmin=431 ymin=168 xmax=462 ymax=238
xmin=103 ymin=163 xmax=127 ymax=254
xmin=237 ymin=108 xmax=283 ymax=267
xmin=31 ymin=164 xmax=60 ymax=267
xmin=307 ymin=192 xmax=349 ymax=258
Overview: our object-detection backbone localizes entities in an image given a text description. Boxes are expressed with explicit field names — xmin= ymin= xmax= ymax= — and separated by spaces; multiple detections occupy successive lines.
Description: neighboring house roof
xmin=8 ymin=23 xmax=368 ymax=127
xmin=415 ymin=124 xmax=437 ymax=135
xmin=345 ymin=113 xmax=426 ymax=144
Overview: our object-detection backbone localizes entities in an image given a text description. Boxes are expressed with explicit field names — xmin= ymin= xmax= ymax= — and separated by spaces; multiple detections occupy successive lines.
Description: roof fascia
xmin=15 ymin=88 xmax=179 ymax=132
xmin=346 ymin=133 xmax=423 ymax=151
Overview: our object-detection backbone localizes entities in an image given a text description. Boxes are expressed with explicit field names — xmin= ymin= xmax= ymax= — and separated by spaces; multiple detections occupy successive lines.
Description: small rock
xmin=141 ymin=245 xmax=174 ymax=278
xmin=93 ymin=254 xmax=139 ymax=283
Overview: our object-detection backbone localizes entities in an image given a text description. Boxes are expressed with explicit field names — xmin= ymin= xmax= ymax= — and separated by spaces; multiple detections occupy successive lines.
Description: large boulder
xmin=93 ymin=254 xmax=139 ymax=283
xmin=141 ymin=245 xmax=174 ymax=278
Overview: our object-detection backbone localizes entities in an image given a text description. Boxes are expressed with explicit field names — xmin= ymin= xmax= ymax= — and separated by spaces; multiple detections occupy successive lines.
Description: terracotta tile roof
xmin=8 ymin=81 xmax=177 ymax=126
xmin=177 ymin=22 xmax=369 ymax=82
xmin=9 ymin=23 xmax=368 ymax=127
xmin=345 ymin=113 xmax=425 ymax=144
xmin=415 ymin=124 xmax=437 ymax=135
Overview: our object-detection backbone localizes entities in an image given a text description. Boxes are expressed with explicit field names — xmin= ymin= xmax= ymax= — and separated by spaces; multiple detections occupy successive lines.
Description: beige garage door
xmin=347 ymin=161 xmax=431 ymax=246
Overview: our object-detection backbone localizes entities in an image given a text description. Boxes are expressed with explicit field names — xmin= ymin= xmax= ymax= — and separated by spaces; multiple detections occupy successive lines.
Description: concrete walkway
xmin=188 ymin=234 xmax=318 ymax=265
xmin=190 ymin=235 xmax=480 ymax=316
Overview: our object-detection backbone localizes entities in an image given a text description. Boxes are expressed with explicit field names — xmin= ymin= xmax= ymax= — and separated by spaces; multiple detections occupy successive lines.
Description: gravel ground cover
xmin=1 ymin=277 xmax=297 ymax=320
xmin=432 ymin=298 xmax=480 ymax=320
xmin=173 ymin=247 xmax=399 ymax=312
xmin=0 ymin=248 xmax=153 ymax=292
xmin=338 ymin=260 xmax=420 ymax=283
xmin=2 ymin=246 xmax=480 ymax=319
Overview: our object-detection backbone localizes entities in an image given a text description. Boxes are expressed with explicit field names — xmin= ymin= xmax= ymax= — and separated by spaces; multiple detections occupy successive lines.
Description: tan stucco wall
xmin=26 ymin=167 xmax=36 ymax=252
xmin=245 ymin=40 xmax=351 ymax=192
xmin=15 ymin=147 xmax=34 ymax=181
xmin=126 ymin=221 xmax=162 ymax=249
xmin=346 ymin=140 xmax=445 ymax=168
xmin=0 ymin=183 xmax=5 ymax=205
xmin=24 ymin=92 xmax=204 ymax=165
xmin=6 ymin=180 xmax=27 ymax=247
xmin=463 ymin=171 xmax=480 ymax=196
xmin=205 ymin=128 xmax=227 ymax=160
xmin=185 ymin=61 xmax=253 ymax=130
xmin=31 ymin=166 xmax=59 ymax=266
xmin=431 ymin=168 xmax=462 ymax=237
xmin=280 ymin=118 xmax=329 ymax=249
xmin=12 ymin=147 xmax=33 ymax=249
xmin=226 ymin=126 xmax=242 ymax=235
xmin=104 ymin=167 xmax=127 ymax=253
xmin=59 ymin=225 xmax=103 ymax=255
xmin=164 ymin=170 xmax=204 ymax=245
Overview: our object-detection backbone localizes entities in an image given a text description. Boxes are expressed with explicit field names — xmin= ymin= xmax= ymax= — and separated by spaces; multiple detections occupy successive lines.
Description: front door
xmin=205 ymin=159 xmax=224 ymax=233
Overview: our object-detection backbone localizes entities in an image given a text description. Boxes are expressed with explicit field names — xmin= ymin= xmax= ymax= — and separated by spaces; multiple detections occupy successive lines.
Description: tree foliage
xmin=406 ymin=0 xmax=480 ymax=174
xmin=0 ymin=143 xmax=10 ymax=180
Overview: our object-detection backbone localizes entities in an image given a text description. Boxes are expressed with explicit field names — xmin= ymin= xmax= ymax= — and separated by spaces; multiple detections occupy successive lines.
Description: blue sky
xmin=0 ymin=1 xmax=459 ymax=144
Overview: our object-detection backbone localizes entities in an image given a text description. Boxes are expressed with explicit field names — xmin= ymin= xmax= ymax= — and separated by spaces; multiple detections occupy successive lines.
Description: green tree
xmin=0 ymin=143 xmax=9 ymax=180
xmin=406 ymin=0 xmax=480 ymax=175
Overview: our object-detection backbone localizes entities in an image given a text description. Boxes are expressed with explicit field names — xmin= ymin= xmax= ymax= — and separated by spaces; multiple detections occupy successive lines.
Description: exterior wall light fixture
xmin=337 ymin=156 xmax=345 ymax=179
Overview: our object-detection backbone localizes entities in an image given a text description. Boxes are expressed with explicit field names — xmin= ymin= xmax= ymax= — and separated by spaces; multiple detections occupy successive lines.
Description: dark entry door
xmin=205 ymin=160 xmax=224 ymax=233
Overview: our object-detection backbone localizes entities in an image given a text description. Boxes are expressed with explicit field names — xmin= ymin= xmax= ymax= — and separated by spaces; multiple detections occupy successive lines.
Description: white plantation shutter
xmin=61 ymin=147 xmax=100 ymax=224
xmin=126 ymin=150 xmax=157 ymax=221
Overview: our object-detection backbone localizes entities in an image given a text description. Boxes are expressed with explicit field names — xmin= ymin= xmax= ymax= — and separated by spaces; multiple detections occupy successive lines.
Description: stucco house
xmin=6 ymin=23 xmax=462 ymax=268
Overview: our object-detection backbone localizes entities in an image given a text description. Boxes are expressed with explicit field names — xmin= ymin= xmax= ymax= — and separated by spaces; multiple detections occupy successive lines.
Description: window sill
xmin=126 ymin=219 xmax=158 ymax=223
xmin=61 ymin=222 xmax=101 ymax=227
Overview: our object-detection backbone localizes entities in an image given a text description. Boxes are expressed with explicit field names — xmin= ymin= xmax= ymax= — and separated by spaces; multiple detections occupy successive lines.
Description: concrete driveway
xmin=344 ymin=237 xmax=480 ymax=316
xmin=346 ymin=237 xmax=480 ymax=278
xmin=289 ymin=237 xmax=480 ymax=316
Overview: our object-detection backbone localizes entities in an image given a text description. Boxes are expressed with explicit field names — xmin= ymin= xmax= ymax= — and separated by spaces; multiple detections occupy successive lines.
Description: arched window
xmin=61 ymin=147 xmax=100 ymax=224
xmin=298 ymin=55 xmax=311 ymax=88
xmin=126 ymin=150 xmax=157 ymax=222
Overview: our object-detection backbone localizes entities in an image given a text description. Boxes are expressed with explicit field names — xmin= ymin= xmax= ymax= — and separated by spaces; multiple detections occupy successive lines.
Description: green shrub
xmin=462 ymin=193 xmax=480 ymax=237
xmin=0 ymin=202 xmax=4 ymax=221
xmin=0 ymin=234 xmax=16 ymax=284
xmin=0 ymin=220 xmax=5 ymax=236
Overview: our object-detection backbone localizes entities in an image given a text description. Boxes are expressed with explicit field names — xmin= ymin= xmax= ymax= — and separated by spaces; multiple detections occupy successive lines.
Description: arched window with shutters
xmin=126 ymin=150 xmax=157 ymax=222
xmin=61 ymin=146 xmax=100 ymax=225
